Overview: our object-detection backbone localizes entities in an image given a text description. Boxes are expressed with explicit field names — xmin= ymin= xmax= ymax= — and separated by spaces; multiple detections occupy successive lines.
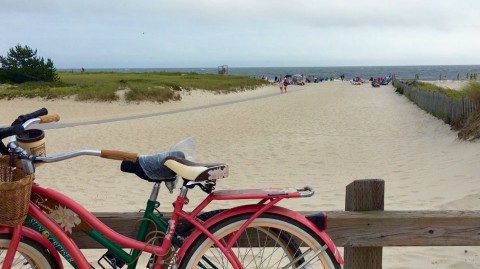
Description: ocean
xmin=68 ymin=65 xmax=480 ymax=81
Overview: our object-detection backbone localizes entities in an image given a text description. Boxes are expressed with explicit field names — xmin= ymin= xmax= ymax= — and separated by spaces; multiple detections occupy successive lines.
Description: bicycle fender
xmin=0 ymin=225 xmax=64 ymax=269
xmin=178 ymin=205 xmax=344 ymax=265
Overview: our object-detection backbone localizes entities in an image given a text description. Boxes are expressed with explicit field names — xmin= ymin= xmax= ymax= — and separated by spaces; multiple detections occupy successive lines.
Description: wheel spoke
xmin=296 ymin=245 xmax=328 ymax=269
xmin=180 ymin=214 xmax=339 ymax=269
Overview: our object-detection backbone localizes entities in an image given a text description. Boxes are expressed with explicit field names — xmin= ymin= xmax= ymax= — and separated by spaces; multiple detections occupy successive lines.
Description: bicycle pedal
xmin=98 ymin=251 xmax=125 ymax=269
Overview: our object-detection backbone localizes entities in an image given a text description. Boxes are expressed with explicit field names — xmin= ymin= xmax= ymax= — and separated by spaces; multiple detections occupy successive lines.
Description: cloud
xmin=1 ymin=0 xmax=479 ymax=67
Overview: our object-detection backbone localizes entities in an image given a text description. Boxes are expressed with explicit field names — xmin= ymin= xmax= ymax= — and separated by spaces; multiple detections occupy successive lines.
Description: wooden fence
xmin=395 ymin=80 xmax=480 ymax=127
xmin=73 ymin=179 xmax=480 ymax=269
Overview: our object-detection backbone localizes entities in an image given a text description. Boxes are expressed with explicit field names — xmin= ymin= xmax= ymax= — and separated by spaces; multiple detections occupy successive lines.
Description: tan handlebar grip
xmin=39 ymin=114 xmax=60 ymax=123
xmin=101 ymin=150 xmax=138 ymax=162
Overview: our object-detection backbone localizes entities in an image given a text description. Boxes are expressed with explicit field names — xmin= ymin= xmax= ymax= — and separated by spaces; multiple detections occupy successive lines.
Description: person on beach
xmin=282 ymin=78 xmax=289 ymax=93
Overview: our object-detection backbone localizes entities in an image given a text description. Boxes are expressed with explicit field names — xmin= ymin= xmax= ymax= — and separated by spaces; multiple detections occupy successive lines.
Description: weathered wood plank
xmin=327 ymin=210 xmax=480 ymax=247
xmin=71 ymin=210 xmax=480 ymax=249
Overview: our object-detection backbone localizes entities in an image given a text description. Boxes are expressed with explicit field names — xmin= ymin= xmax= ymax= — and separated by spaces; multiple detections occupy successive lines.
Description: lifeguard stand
xmin=218 ymin=65 xmax=228 ymax=75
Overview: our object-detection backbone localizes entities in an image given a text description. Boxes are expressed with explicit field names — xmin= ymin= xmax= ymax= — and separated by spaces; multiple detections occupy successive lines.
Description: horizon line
xmin=57 ymin=64 xmax=480 ymax=70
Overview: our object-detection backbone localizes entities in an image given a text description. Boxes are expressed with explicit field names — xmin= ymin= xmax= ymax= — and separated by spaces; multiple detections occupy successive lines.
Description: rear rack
xmin=212 ymin=186 xmax=314 ymax=200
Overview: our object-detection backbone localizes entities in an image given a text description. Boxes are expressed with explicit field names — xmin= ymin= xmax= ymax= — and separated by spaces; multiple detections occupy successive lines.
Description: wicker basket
xmin=0 ymin=156 xmax=33 ymax=227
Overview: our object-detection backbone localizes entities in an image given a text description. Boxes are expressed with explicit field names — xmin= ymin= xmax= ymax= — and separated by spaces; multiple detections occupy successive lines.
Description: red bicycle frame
xmin=175 ymin=187 xmax=344 ymax=265
xmin=3 ymin=184 xmax=343 ymax=269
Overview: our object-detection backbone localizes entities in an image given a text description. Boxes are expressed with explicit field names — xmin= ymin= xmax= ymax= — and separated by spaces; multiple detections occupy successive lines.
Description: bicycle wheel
xmin=179 ymin=213 xmax=341 ymax=269
xmin=0 ymin=234 xmax=58 ymax=269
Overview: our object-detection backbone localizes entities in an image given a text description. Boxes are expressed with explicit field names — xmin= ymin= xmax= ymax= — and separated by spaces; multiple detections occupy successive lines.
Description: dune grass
xmin=0 ymin=72 xmax=271 ymax=102
xmin=395 ymin=80 xmax=480 ymax=101
xmin=415 ymin=81 xmax=465 ymax=100
xmin=462 ymin=81 xmax=480 ymax=102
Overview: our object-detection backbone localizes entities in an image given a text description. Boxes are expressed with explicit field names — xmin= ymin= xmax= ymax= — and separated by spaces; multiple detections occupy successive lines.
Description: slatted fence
xmin=395 ymin=80 xmax=480 ymax=127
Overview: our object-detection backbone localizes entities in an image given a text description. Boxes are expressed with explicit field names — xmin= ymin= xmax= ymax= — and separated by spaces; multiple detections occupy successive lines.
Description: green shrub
xmin=0 ymin=44 xmax=58 ymax=83
xmin=392 ymin=80 xmax=404 ymax=94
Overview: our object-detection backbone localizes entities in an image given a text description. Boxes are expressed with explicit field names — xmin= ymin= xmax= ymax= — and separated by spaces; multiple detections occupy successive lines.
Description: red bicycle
xmin=0 ymin=108 xmax=343 ymax=268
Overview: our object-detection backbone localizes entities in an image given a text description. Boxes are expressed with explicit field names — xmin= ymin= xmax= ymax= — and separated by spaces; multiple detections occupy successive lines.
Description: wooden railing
xmin=74 ymin=179 xmax=480 ymax=269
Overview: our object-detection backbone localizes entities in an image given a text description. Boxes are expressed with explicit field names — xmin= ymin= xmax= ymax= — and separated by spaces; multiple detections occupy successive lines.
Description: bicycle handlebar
xmin=11 ymin=107 xmax=48 ymax=126
xmin=0 ymin=125 xmax=25 ymax=140
xmin=1 ymin=108 xmax=51 ymax=155
xmin=100 ymin=150 xmax=138 ymax=162
xmin=34 ymin=149 xmax=138 ymax=163
xmin=39 ymin=114 xmax=61 ymax=124
xmin=1 ymin=109 xmax=59 ymax=143
xmin=3 ymin=109 xmax=138 ymax=164
xmin=0 ymin=125 xmax=25 ymax=155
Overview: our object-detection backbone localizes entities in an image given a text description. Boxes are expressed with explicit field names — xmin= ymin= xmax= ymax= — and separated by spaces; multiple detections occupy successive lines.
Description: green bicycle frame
xmin=85 ymin=199 xmax=180 ymax=269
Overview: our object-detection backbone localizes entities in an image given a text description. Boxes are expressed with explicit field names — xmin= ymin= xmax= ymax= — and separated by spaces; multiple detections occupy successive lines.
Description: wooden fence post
xmin=344 ymin=179 xmax=385 ymax=269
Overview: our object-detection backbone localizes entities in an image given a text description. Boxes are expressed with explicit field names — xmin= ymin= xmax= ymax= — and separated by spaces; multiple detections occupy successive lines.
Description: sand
xmin=421 ymin=79 xmax=471 ymax=90
xmin=1 ymin=81 xmax=480 ymax=268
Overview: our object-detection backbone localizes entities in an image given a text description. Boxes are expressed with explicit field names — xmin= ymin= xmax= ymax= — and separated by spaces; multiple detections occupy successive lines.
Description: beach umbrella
xmin=292 ymin=74 xmax=303 ymax=82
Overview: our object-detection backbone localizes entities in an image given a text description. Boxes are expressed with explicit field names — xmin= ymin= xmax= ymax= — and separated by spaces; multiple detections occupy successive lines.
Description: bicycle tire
xmin=176 ymin=209 xmax=304 ymax=265
xmin=0 ymin=234 xmax=59 ymax=269
xmin=179 ymin=213 xmax=341 ymax=269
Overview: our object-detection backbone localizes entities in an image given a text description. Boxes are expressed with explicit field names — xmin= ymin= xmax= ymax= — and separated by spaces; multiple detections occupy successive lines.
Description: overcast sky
xmin=1 ymin=0 xmax=479 ymax=68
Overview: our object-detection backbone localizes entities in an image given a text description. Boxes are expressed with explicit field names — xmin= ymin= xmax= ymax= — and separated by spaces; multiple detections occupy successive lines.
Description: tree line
xmin=0 ymin=44 xmax=58 ymax=83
